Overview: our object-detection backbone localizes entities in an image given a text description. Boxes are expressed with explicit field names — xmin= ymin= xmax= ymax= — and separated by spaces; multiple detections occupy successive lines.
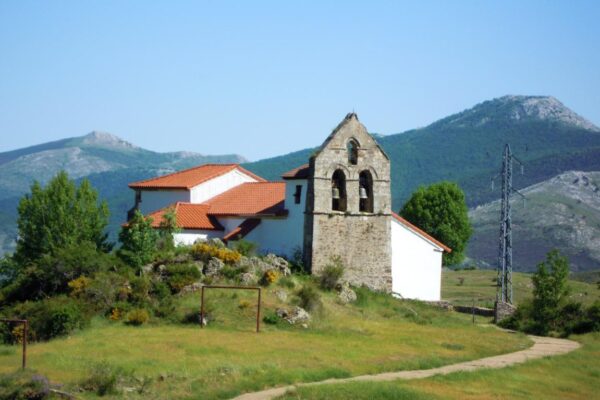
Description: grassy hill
xmin=441 ymin=269 xmax=599 ymax=308
xmin=0 ymin=278 xmax=530 ymax=399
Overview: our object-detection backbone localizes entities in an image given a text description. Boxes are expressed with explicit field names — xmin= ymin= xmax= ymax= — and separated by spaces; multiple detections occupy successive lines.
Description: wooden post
xmin=22 ymin=320 xmax=27 ymax=369
xmin=472 ymin=298 xmax=475 ymax=325
xmin=200 ymin=286 xmax=205 ymax=329
xmin=256 ymin=288 xmax=261 ymax=333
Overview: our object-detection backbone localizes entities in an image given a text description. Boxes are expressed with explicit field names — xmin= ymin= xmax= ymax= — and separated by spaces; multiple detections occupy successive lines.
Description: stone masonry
xmin=303 ymin=113 xmax=392 ymax=291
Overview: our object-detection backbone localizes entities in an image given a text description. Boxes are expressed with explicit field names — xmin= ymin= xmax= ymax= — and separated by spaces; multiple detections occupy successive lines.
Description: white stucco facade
xmin=139 ymin=190 xmax=190 ymax=214
xmin=190 ymin=169 xmax=258 ymax=203
xmin=391 ymin=218 xmax=444 ymax=301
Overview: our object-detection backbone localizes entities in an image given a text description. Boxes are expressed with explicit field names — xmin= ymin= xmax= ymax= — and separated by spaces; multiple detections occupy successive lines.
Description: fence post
xmin=22 ymin=320 xmax=28 ymax=369
xmin=200 ymin=286 xmax=205 ymax=329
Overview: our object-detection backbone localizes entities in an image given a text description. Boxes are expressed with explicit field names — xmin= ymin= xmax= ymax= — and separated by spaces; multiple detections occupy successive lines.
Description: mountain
xmin=468 ymin=171 xmax=600 ymax=272
xmin=244 ymin=95 xmax=600 ymax=211
xmin=0 ymin=131 xmax=246 ymax=255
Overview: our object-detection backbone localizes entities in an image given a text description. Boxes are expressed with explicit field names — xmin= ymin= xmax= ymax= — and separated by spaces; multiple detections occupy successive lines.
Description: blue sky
xmin=1 ymin=1 xmax=599 ymax=160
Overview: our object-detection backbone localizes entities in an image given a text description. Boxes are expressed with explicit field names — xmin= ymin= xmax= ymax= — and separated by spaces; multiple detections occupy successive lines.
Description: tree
xmin=531 ymin=249 xmax=570 ymax=335
xmin=118 ymin=210 xmax=159 ymax=269
xmin=14 ymin=171 xmax=110 ymax=264
xmin=400 ymin=181 xmax=472 ymax=265
xmin=158 ymin=206 xmax=180 ymax=250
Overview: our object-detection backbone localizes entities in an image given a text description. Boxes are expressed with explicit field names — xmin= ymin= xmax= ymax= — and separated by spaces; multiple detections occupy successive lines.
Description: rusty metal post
xmin=256 ymin=288 xmax=261 ymax=333
xmin=200 ymin=286 xmax=205 ymax=329
xmin=22 ymin=320 xmax=27 ymax=369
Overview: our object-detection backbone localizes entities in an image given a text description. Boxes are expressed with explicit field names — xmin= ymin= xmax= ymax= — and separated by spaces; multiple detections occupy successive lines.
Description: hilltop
xmin=0 ymin=132 xmax=245 ymax=254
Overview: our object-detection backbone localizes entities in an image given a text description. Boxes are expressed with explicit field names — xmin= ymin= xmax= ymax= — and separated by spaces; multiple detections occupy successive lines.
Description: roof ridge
xmin=129 ymin=163 xmax=239 ymax=188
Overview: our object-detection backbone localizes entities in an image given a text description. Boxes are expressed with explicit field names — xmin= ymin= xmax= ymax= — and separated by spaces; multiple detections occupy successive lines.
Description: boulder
xmin=240 ymin=272 xmax=257 ymax=285
xmin=276 ymin=306 xmax=310 ymax=325
xmin=204 ymin=257 xmax=224 ymax=277
xmin=337 ymin=283 xmax=357 ymax=304
xmin=179 ymin=281 xmax=203 ymax=294
xmin=208 ymin=238 xmax=226 ymax=248
xmin=264 ymin=254 xmax=291 ymax=276
xmin=274 ymin=289 xmax=288 ymax=302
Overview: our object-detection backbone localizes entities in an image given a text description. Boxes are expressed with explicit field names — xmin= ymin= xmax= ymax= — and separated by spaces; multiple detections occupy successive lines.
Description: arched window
xmin=359 ymin=170 xmax=373 ymax=213
xmin=347 ymin=139 xmax=359 ymax=165
xmin=331 ymin=169 xmax=347 ymax=211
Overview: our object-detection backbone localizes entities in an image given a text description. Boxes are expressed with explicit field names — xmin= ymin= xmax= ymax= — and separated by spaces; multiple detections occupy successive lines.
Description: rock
xmin=173 ymin=253 xmax=191 ymax=263
xmin=204 ymin=257 xmax=224 ymax=277
xmin=301 ymin=323 xmax=308 ymax=329
xmin=277 ymin=306 xmax=310 ymax=325
xmin=337 ymin=283 xmax=357 ymax=304
xmin=264 ymin=254 xmax=291 ymax=276
xmin=141 ymin=263 xmax=154 ymax=274
xmin=193 ymin=260 xmax=205 ymax=273
xmin=179 ymin=281 xmax=203 ymax=294
xmin=240 ymin=272 xmax=257 ymax=285
xmin=275 ymin=289 xmax=288 ymax=302
xmin=238 ymin=256 xmax=271 ymax=274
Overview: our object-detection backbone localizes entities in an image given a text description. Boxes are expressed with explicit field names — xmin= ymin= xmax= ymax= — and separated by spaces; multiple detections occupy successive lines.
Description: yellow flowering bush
xmin=68 ymin=276 xmax=91 ymax=297
xmin=261 ymin=270 xmax=279 ymax=286
xmin=191 ymin=243 xmax=241 ymax=264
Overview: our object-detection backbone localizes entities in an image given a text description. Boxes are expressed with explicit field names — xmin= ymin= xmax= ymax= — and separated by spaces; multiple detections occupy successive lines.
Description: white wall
xmin=173 ymin=229 xmax=222 ymax=246
xmin=139 ymin=190 xmax=190 ymax=214
xmin=391 ymin=219 xmax=443 ymax=301
xmin=190 ymin=169 xmax=258 ymax=204
xmin=223 ymin=179 xmax=306 ymax=258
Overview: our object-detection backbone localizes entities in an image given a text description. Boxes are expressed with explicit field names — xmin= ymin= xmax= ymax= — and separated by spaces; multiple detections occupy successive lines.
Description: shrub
xmin=79 ymin=272 xmax=128 ymax=314
xmin=238 ymin=299 xmax=252 ymax=309
xmin=229 ymin=239 xmax=257 ymax=257
xmin=262 ymin=311 xmax=280 ymax=325
xmin=278 ymin=276 xmax=296 ymax=289
xmin=4 ymin=296 xmax=89 ymax=342
xmin=0 ymin=370 xmax=50 ymax=400
xmin=190 ymin=243 xmax=241 ymax=264
xmin=165 ymin=264 xmax=201 ymax=293
xmin=129 ymin=276 xmax=151 ymax=304
xmin=319 ymin=257 xmax=344 ymax=290
xmin=80 ymin=362 xmax=122 ymax=396
xmin=296 ymin=284 xmax=321 ymax=311
xmin=126 ymin=309 xmax=149 ymax=326
xmin=261 ymin=270 xmax=279 ymax=286
xmin=68 ymin=276 xmax=92 ymax=297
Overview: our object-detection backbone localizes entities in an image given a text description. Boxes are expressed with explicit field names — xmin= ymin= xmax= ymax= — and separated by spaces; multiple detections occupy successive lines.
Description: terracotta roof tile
xmin=223 ymin=218 xmax=261 ymax=242
xmin=147 ymin=203 xmax=224 ymax=230
xmin=392 ymin=212 xmax=452 ymax=253
xmin=129 ymin=164 xmax=266 ymax=189
xmin=282 ymin=164 xmax=310 ymax=180
xmin=204 ymin=182 xmax=286 ymax=216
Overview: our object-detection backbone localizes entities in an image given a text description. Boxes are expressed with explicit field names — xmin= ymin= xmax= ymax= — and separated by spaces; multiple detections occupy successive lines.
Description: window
xmin=359 ymin=170 xmax=373 ymax=213
xmin=347 ymin=139 xmax=359 ymax=165
xmin=331 ymin=170 xmax=347 ymax=211
xmin=294 ymin=185 xmax=302 ymax=204
xmin=135 ymin=190 xmax=142 ymax=205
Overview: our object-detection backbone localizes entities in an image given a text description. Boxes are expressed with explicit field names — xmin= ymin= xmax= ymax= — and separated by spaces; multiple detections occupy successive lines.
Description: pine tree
xmin=118 ymin=209 xmax=159 ymax=269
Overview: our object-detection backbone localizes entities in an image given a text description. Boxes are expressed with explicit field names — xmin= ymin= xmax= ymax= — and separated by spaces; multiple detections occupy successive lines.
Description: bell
xmin=359 ymin=187 xmax=368 ymax=199
xmin=332 ymin=187 xmax=340 ymax=199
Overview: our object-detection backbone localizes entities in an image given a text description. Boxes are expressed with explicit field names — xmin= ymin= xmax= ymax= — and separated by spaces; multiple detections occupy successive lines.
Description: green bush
xmin=0 ymin=370 xmax=50 ymax=400
xmin=229 ymin=239 xmax=257 ymax=257
xmin=165 ymin=264 xmax=201 ymax=293
xmin=319 ymin=257 xmax=344 ymax=290
xmin=262 ymin=311 xmax=280 ymax=325
xmin=80 ymin=362 xmax=123 ymax=396
xmin=296 ymin=284 xmax=322 ymax=311
xmin=129 ymin=276 xmax=151 ymax=305
xmin=3 ymin=296 xmax=89 ymax=342
xmin=126 ymin=308 xmax=150 ymax=326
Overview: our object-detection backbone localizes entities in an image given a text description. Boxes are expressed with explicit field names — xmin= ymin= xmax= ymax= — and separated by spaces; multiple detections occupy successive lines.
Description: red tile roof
xmin=147 ymin=203 xmax=224 ymax=230
xmin=223 ymin=218 xmax=261 ymax=242
xmin=282 ymin=164 xmax=310 ymax=180
xmin=129 ymin=164 xmax=266 ymax=190
xmin=204 ymin=182 xmax=287 ymax=216
xmin=392 ymin=212 xmax=452 ymax=253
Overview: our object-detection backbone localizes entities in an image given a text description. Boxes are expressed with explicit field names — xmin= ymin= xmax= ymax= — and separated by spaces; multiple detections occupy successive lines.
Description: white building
xmin=128 ymin=116 xmax=450 ymax=301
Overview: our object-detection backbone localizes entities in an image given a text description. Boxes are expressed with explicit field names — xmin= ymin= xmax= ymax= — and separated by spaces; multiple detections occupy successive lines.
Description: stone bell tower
xmin=303 ymin=113 xmax=392 ymax=291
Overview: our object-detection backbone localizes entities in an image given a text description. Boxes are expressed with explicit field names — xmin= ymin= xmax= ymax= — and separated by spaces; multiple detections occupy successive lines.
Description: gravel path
xmin=231 ymin=335 xmax=580 ymax=400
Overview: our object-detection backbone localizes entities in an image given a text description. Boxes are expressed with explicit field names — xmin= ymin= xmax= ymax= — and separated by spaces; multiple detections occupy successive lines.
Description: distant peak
xmin=80 ymin=131 xmax=138 ymax=149
xmin=434 ymin=95 xmax=600 ymax=132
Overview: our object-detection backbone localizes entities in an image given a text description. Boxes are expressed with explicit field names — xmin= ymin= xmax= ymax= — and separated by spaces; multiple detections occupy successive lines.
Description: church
xmin=127 ymin=113 xmax=450 ymax=301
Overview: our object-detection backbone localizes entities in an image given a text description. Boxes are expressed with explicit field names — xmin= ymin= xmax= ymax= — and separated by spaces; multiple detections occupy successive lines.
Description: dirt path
xmin=231 ymin=335 xmax=580 ymax=400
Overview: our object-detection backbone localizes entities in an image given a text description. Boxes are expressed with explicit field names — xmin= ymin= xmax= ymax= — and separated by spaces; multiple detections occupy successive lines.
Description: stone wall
xmin=304 ymin=113 xmax=392 ymax=291
xmin=494 ymin=300 xmax=517 ymax=323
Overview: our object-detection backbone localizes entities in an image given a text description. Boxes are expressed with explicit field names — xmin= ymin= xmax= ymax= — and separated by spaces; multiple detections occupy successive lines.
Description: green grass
xmin=442 ymin=269 xmax=599 ymax=307
xmin=0 ymin=281 xmax=530 ymax=399
xmin=277 ymin=332 xmax=600 ymax=400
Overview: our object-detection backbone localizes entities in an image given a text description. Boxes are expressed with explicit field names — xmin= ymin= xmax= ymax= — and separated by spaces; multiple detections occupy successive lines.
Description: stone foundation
xmin=494 ymin=300 xmax=516 ymax=323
